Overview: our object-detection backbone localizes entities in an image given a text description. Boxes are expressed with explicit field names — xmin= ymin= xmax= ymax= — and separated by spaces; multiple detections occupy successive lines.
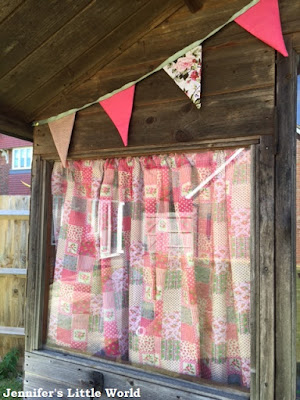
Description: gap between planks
xmin=0 ymin=268 xmax=27 ymax=276
xmin=0 ymin=326 xmax=25 ymax=336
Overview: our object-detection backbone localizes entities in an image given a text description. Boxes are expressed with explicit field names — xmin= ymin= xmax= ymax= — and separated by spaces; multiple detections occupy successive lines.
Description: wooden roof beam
xmin=0 ymin=112 xmax=33 ymax=141
xmin=183 ymin=0 xmax=203 ymax=13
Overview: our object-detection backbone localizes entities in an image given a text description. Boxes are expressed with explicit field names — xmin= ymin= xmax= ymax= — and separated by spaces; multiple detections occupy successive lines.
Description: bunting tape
xmin=32 ymin=0 xmax=260 ymax=127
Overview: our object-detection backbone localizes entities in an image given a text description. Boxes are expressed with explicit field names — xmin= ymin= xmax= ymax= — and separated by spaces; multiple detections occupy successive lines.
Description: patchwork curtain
xmin=48 ymin=149 xmax=251 ymax=388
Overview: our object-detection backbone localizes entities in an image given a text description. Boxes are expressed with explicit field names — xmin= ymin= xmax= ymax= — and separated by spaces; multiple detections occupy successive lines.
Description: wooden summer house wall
xmin=24 ymin=0 xmax=300 ymax=399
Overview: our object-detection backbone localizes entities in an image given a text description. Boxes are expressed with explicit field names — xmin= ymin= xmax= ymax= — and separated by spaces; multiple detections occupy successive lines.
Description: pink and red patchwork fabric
xmin=47 ymin=149 xmax=251 ymax=388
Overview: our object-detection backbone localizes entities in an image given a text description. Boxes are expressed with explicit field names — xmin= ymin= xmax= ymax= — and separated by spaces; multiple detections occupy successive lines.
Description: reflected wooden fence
xmin=0 ymin=195 xmax=29 ymax=362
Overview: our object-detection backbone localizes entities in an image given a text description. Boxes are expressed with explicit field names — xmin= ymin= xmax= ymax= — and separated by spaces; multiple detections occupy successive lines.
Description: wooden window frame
xmin=24 ymin=42 xmax=298 ymax=400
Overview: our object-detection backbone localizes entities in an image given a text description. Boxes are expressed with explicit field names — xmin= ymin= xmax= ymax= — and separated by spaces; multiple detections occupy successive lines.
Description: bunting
xmin=32 ymin=0 xmax=260 ymax=127
xmin=99 ymin=86 xmax=135 ymax=147
xmin=163 ymin=46 xmax=202 ymax=109
xmin=48 ymin=113 xmax=76 ymax=167
xmin=235 ymin=0 xmax=288 ymax=57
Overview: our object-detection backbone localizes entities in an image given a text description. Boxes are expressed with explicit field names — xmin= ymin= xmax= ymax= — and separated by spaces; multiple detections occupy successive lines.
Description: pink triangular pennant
xmin=48 ymin=113 xmax=76 ymax=168
xmin=100 ymin=86 xmax=135 ymax=146
xmin=235 ymin=0 xmax=288 ymax=57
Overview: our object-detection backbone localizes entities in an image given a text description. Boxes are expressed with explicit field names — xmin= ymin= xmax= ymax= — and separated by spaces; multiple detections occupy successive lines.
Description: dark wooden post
xmin=25 ymin=157 xmax=52 ymax=351
xmin=275 ymin=39 xmax=298 ymax=399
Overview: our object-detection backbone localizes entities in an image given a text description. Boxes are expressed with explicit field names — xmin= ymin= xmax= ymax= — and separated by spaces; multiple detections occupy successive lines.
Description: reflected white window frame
xmin=98 ymin=200 xmax=124 ymax=259
xmin=52 ymin=197 xmax=125 ymax=258
xmin=12 ymin=147 xmax=33 ymax=170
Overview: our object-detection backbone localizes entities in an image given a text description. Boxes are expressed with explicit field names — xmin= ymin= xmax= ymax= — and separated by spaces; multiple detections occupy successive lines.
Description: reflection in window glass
xmin=13 ymin=151 xmax=19 ymax=169
xmin=12 ymin=147 xmax=33 ymax=170
xmin=20 ymin=148 xmax=25 ymax=168
xmin=47 ymin=149 xmax=252 ymax=389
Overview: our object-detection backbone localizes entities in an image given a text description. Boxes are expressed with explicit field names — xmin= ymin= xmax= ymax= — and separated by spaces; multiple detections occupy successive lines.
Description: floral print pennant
xmin=163 ymin=45 xmax=202 ymax=109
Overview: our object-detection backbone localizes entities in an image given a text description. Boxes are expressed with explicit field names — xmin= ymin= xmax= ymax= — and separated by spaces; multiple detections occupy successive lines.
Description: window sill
xmin=24 ymin=349 xmax=250 ymax=400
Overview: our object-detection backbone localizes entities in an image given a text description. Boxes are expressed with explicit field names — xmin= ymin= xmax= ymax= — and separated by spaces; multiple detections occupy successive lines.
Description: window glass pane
xmin=20 ymin=148 xmax=25 ymax=168
xmin=26 ymin=148 xmax=32 ymax=168
xmin=46 ymin=150 xmax=252 ymax=389
xmin=13 ymin=150 xmax=19 ymax=169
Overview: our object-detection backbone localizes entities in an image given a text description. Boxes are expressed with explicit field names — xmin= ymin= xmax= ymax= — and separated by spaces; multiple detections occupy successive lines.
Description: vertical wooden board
xmin=25 ymin=158 xmax=52 ymax=351
xmin=0 ymin=195 xmax=30 ymax=268
xmin=258 ymin=136 xmax=275 ymax=399
xmin=0 ymin=275 xmax=26 ymax=327
xmin=274 ymin=41 xmax=297 ymax=400
xmin=250 ymin=146 xmax=259 ymax=398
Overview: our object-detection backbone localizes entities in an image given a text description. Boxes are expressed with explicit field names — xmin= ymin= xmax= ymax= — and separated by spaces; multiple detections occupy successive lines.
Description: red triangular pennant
xmin=235 ymin=0 xmax=288 ymax=57
xmin=99 ymin=85 xmax=135 ymax=146
xmin=48 ymin=113 xmax=76 ymax=168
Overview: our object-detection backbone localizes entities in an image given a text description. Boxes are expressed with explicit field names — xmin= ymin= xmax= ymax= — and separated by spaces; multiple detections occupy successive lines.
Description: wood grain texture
xmin=32 ymin=21 xmax=275 ymax=158
xmin=289 ymin=31 xmax=300 ymax=53
xmin=33 ymin=85 xmax=273 ymax=160
xmin=256 ymin=136 xmax=276 ymax=399
xmin=24 ymin=351 xmax=250 ymax=400
xmin=0 ymin=0 xmax=299 ymax=136
xmin=3 ymin=0 xmax=182 ymax=118
xmin=0 ymin=196 xmax=29 ymax=363
xmin=0 ymin=196 xmax=30 ymax=269
xmin=25 ymin=158 xmax=52 ymax=352
xmin=0 ymin=112 xmax=33 ymax=140
xmin=0 ymin=0 xmax=94 ymax=80
xmin=0 ymin=0 xmax=24 ymax=24
xmin=29 ymin=0 xmax=254 ymax=121
xmin=0 ymin=275 xmax=26 ymax=327
xmin=183 ymin=0 xmax=203 ymax=13
xmin=279 ymin=0 xmax=300 ymax=36
xmin=250 ymin=146 xmax=259 ymax=398
xmin=274 ymin=39 xmax=297 ymax=400
xmin=34 ymin=29 xmax=274 ymax=122
xmin=0 ymin=0 xmax=150 ymax=105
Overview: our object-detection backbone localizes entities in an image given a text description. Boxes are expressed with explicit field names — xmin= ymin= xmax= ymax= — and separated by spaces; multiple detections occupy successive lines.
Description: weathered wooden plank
xmin=0 ymin=268 xmax=27 ymax=276
xmin=280 ymin=0 xmax=300 ymax=36
xmin=183 ymin=0 xmax=203 ymax=13
xmin=33 ymin=85 xmax=272 ymax=159
xmin=22 ymin=0 xmax=252 ymax=121
xmin=3 ymin=0 xmax=182 ymax=116
xmin=0 ymin=275 xmax=26 ymax=328
xmin=0 ymin=112 xmax=33 ymax=140
xmin=35 ymin=136 xmax=260 ymax=161
xmin=0 ymin=0 xmax=24 ymax=24
xmin=24 ymin=351 xmax=250 ymax=400
xmin=0 ymin=326 xmax=25 ymax=336
xmin=289 ymin=31 xmax=300 ymax=53
xmin=0 ymin=0 xmax=94 ymax=80
xmin=257 ymin=136 xmax=275 ymax=399
xmin=250 ymin=146 xmax=259 ymax=398
xmin=0 ymin=195 xmax=30 ymax=211
xmin=25 ymin=158 xmax=52 ymax=351
xmin=0 ymin=196 xmax=30 ymax=269
xmin=36 ymin=34 xmax=274 ymax=123
xmin=274 ymin=39 xmax=297 ymax=400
